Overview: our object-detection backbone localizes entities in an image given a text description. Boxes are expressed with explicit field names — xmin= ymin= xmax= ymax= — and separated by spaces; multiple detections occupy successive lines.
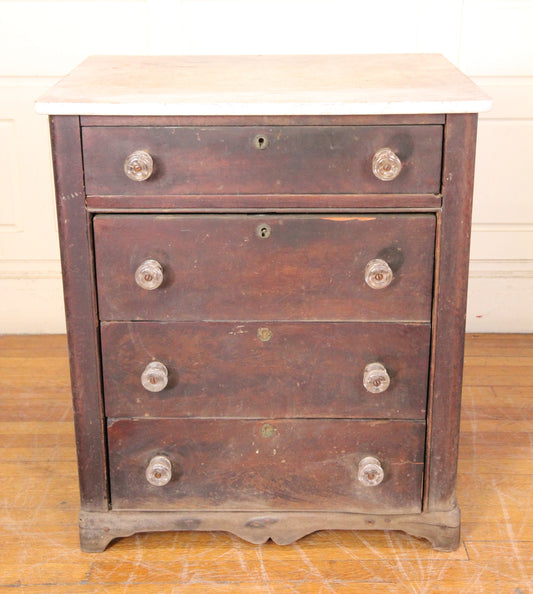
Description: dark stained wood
xmin=79 ymin=507 xmax=459 ymax=552
xmin=80 ymin=113 xmax=446 ymax=127
xmin=101 ymin=321 xmax=431 ymax=419
xmin=93 ymin=214 xmax=436 ymax=322
xmin=425 ymin=113 xmax=479 ymax=512
xmin=49 ymin=116 xmax=108 ymax=511
xmin=107 ymin=418 xmax=425 ymax=514
xmin=82 ymin=125 xmax=443 ymax=196
xmin=8 ymin=332 xmax=533 ymax=576
xmin=47 ymin=76 xmax=481 ymax=551
xmin=86 ymin=193 xmax=442 ymax=211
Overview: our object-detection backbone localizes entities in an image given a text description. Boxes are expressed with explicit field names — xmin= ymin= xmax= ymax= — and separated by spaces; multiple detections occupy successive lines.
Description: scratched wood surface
xmin=1 ymin=333 xmax=532 ymax=593
xmin=82 ymin=124 xmax=443 ymax=196
xmin=93 ymin=214 xmax=436 ymax=323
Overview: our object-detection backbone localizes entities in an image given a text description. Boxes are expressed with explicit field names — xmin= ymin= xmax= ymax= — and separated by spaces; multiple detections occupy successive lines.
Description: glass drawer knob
xmin=365 ymin=258 xmax=393 ymax=289
xmin=135 ymin=259 xmax=163 ymax=290
xmin=358 ymin=456 xmax=384 ymax=487
xmin=372 ymin=147 xmax=402 ymax=181
xmin=146 ymin=455 xmax=172 ymax=486
xmin=363 ymin=362 xmax=391 ymax=394
xmin=141 ymin=361 xmax=168 ymax=392
xmin=124 ymin=150 xmax=153 ymax=181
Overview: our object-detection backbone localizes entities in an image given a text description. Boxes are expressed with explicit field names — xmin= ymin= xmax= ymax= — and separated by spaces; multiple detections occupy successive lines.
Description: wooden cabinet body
xmin=37 ymin=55 xmax=491 ymax=552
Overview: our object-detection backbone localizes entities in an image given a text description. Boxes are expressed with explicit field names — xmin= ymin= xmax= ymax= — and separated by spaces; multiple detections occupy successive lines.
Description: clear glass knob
xmin=358 ymin=456 xmax=384 ymax=487
xmin=372 ymin=147 xmax=402 ymax=181
xmin=365 ymin=258 xmax=393 ymax=290
xmin=124 ymin=150 xmax=153 ymax=181
xmin=135 ymin=259 xmax=163 ymax=290
xmin=141 ymin=361 xmax=169 ymax=392
xmin=146 ymin=455 xmax=172 ymax=486
xmin=363 ymin=362 xmax=391 ymax=394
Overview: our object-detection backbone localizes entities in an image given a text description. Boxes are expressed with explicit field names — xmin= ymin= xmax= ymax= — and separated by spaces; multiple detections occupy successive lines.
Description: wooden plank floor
xmin=1 ymin=333 xmax=532 ymax=593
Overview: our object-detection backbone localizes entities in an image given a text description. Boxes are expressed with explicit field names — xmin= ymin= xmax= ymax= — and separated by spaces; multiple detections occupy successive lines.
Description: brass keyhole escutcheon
xmin=256 ymin=224 xmax=271 ymax=239
xmin=257 ymin=327 xmax=273 ymax=342
xmin=261 ymin=423 xmax=276 ymax=438
xmin=253 ymin=134 xmax=268 ymax=150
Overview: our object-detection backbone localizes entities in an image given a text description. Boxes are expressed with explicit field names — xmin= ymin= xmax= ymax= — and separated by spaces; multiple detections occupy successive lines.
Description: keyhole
xmin=253 ymin=135 xmax=268 ymax=150
xmin=256 ymin=223 xmax=271 ymax=239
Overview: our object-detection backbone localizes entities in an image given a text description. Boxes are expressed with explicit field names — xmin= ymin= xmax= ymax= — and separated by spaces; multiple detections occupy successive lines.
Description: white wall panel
xmin=0 ymin=276 xmax=65 ymax=334
xmin=467 ymin=275 xmax=533 ymax=333
xmin=471 ymin=225 xmax=533 ymax=261
xmin=0 ymin=0 xmax=532 ymax=332
xmin=148 ymin=0 xmax=420 ymax=55
xmin=475 ymin=78 xmax=533 ymax=120
xmin=0 ymin=80 xmax=59 ymax=262
xmin=469 ymin=75 xmax=533 ymax=331
xmin=0 ymin=120 xmax=20 ymax=230
xmin=0 ymin=80 xmax=66 ymax=332
xmin=147 ymin=0 xmax=187 ymax=54
xmin=0 ymin=0 xmax=148 ymax=76
xmin=460 ymin=0 xmax=533 ymax=76
xmin=415 ymin=0 xmax=463 ymax=63
xmin=472 ymin=120 xmax=533 ymax=224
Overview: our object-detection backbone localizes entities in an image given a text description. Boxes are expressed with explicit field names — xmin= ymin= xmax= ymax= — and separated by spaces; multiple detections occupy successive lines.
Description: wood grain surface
xmin=82 ymin=125 xmax=443 ymax=196
xmin=93 ymin=214 xmax=436 ymax=322
xmin=1 ymin=333 xmax=532 ymax=592
xmin=107 ymin=418 xmax=424 ymax=513
xmin=100 ymin=321 xmax=430 ymax=419
xmin=49 ymin=116 xmax=108 ymax=512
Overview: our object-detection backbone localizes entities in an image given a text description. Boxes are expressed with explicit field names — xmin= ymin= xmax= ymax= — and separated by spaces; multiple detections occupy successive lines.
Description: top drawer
xmin=82 ymin=125 xmax=443 ymax=196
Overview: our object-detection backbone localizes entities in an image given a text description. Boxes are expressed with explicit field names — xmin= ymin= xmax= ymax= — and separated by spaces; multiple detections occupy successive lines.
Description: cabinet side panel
xmin=426 ymin=113 xmax=478 ymax=511
xmin=49 ymin=115 xmax=108 ymax=511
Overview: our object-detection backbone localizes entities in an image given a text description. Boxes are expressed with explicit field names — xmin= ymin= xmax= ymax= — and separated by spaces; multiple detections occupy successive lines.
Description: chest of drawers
xmin=36 ymin=54 xmax=491 ymax=552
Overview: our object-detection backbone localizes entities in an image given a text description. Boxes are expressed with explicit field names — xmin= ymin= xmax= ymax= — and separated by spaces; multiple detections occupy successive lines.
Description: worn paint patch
xmin=320 ymin=216 xmax=376 ymax=221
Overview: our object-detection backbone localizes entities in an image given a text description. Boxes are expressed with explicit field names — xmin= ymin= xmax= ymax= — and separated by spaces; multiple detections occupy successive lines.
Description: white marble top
xmin=35 ymin=54 xmax=492 ymax=116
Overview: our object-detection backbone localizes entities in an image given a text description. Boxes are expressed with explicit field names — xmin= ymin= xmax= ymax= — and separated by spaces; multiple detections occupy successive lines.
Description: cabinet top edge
xmin=35 ymin=54 xmax=492 ymax=116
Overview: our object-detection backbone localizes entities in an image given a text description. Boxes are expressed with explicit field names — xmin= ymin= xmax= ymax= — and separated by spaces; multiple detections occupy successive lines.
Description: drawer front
xmin=94 ymin=214 xmax=436 ymax=322
xmin=82 ymin=125 xmax=443 ymax=196
xmin=101 ymin=321 xmax=430 ymax=419
xmin=107 ymin=418 xmax=425 ymax=513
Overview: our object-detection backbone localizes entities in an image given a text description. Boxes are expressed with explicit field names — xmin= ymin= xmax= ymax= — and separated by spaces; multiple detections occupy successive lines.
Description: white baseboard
xmin=466 ymin=261 xmax=533 ymax=333
xmin=0 ymin=277 xmax=66 ymax=334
